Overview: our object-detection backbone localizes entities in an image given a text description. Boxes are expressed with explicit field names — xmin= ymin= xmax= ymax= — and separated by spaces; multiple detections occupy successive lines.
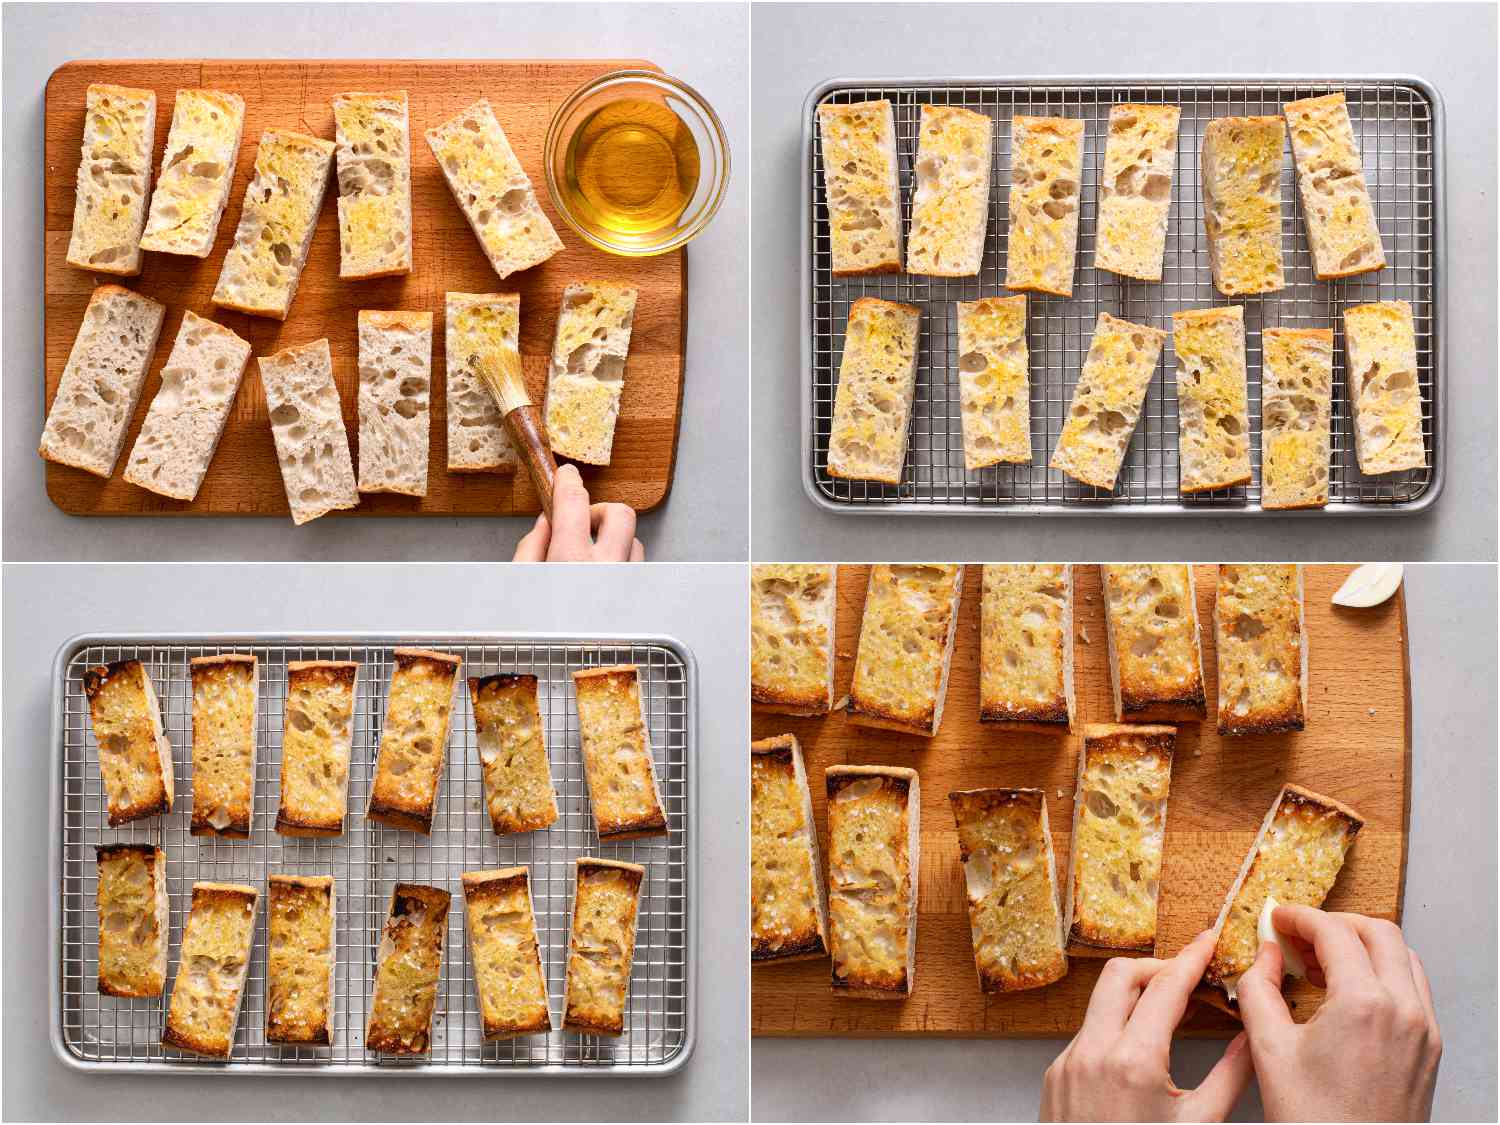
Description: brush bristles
xmin=474 ymin=349 xmax=531 ymax=414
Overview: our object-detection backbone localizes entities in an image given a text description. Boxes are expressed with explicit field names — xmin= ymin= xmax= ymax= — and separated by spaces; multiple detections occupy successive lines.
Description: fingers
xmin=629 ymin=538 xmax=645 ymax=562
xmin=1075 ymin=956 xmax=1166 ymax=1047
xmin=1341 ymin=914 xmax=1420 ymax=1000
xmin=1234 ymin=936 xmax=1295 ymax=1035
xmin=590 ymin=502 xmax=638 ymax=561
xmin=512 ymin=513 xmax=550 ymax=562
xmin=548 ymin=464 xmax=593 ymax=554
xmin=1125 ymin=930 xmax=1217 ymax=1051
xmin=1271 ymin=904 xmax=1376 ymax=994
xmin=1186 ymin=1031 xmax=1254 ymax=1121
xmin=1409 ymin=949 xmax=1442 ymax=1053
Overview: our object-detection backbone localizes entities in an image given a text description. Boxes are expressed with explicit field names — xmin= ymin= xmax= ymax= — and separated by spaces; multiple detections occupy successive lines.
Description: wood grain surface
xmin=752 ymin=564 xmax=1411 ymax=1038
xmin=43 ymin=59 xmax=686 ymax=518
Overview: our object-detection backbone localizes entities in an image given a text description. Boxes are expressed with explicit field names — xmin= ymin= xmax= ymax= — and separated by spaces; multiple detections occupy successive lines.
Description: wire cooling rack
xmin=801 ymin=76 xmax=1446 ymax=514
xmin=50 ymin=633 xmax=696 ymax=1076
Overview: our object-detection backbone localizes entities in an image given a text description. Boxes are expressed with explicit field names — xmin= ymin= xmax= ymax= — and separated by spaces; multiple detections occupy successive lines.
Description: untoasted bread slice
xmin=543 ymin=282 xmax=638 ymax=466
xmin=333 ymin=91 xmax=413 ymax=279
xmin=956 ymin=295 xmax=1031 ymax=469
xmin=563 ymin=858 xmax=645 ymax=1036
xmin=468 ymin=674 xmax=559 ymax=836
xmin=1284 ymin=93 xmax=1385 ymax=281
xmin=368 ymin=648 xmax=461 ymax=834
xmin=1006 ymin=115 xmax=1085 ymax=296
xmin=161 ymin=882 xmax=258 ymax=1057
xmin=907 ymin=104 xmax=992 ymax=277
xmin=67 ymin=83 xmax=155 ymax=275
xmin=1172 ymin=306 xmax=1252 ymax=493
xmin=751 ymin=735 xmax=829 ymax=963
xmin=276 ymin=661 xmax=357 ymax=837
xmin=1344 ymin=300 xmax=1425 ymax=475
xmin=848 ymin=564 xmax=964 ymax=737
xmin=365 ymin=883 xmax=450 ymax=1054
xmin=1101 ymin=564 xmax=1207 ymax=722
xmin=95 ymin=843 xmax=169 ymax=998
xmin=1215 ymin=565 xmax=1307 ymax=735
xmin=572 ymin=665 xmax=668 ymax=839
xmin=462 ymin=867 xmax=552 ymax=1039
xmin=444 ymin=291 xmax=520 ymax=473
xmin=1261 ymin=328 xmax=1335 ymax=510
xmin=1202 ymin=116 xmax=1285 ymax=296
xmin=140 ymin=89 xmax=245 ymax=258
xmin=84 ymin=659 xmax=174 ymax=826
xmin=1095 ymin=104 xmax=1181 ymax=282
xmin=750 ymin=564 xmax=837 ymax=716
xmin=826 ymin=298 xmax=922 ymax=484
xmin=979 ymin=564 xmax=1075 ymax=731
xmin=266 ymin=875 xmax=336 ymax=1045
xmin=816 ymin=100 xmax=902 ymax=276
xmin=189 ymin=653 xmax=258 ymax=838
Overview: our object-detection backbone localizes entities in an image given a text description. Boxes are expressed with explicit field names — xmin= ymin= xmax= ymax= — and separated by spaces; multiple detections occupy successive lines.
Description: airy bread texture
xmin=356 ymin=310 xmax=432 ymax=496
xmin=445 ymin=291 xmax=520 ymax=472
xmin=122 ymin=311 xmax=252 ymax=501
xmin=462 ymin=868 xmax=552 ymax=1039
xmin=956 ymin=295 xmax=1031 ymax=469
xmin=1343 ymin=300 xmax=1426 ymax=475
xmin=543 ymin=281 xmax=639 ymax=466
xmin=1049 ymin=312 xmax=1166 ymax=491
xmin=1215 ymin=564 xmax=1307 ymax=735
xmin=826 ymin=297 xmax=922 ymax=484
xmin=426 ymin=98 xmax=562 ymax=279
xmin=907 ymin=104 xmax=992 ymax=277
xmin=979 ymin=564 xmax=1074 ymax=731
xmin=1095 ymin=104 xmax=1181 ymax=282
xmin=95 ymin=844 xmax=169 ymax=998
xmin=275 ymin=660 xmax=357 ymax=837
xmin=816 ymin=100 xmax=902 ymax=276
xmin=1006 ymin=115 xmax=1085 ymax=296
xmin=83 ymin=659 xmax=174 ymax=825
xmin=161 ymin=882 xmax=258 ymax=1058
xmin=366 ymin=883 xmax=450 ymax=1054
xmin=333 ymin=91 xmax=413 ymax=278
xmin=563 ymin=858 xmax=645 ymax=1036
xmin=750 ymin=564 xmax=837 ymax=716
xmin=1202 ymin=116 xmax=1286 ymax=296
xmin=1172 ymin=306 xmax=1252 ymax=493
xmin=265 ymin=875 xmax=336 ymax=1045
xmin=368 ymin=648 xmax=461 ymax=834
xmin=1261 ymin=328 xmax=1335 ymax=510
xmin=468 ymin=674 xmax=559 ymax=836
xmin=751 ymin=734 xmax=829 ymax=963
xmin=140 ymin=89 xmax=245 ymax=258
xmin=40 ymin=284 xmax=166 ymax=479
xmin=573 ymin=665 xmax=668 ymax=839
xmin=1101 ymin=564 xmax=1207 ymax=721
xmin=1284 ymin=93 xmax=1385 ymax=280
xmin=67 ymin=83 xmax=155 ymax=275
xmin=188 ymin=653 xmax=258 ymax=838
xmin=259 ymin=338 xmax=359 ymax=525
xmin=848 ymin=564 xmax=964 ymax=737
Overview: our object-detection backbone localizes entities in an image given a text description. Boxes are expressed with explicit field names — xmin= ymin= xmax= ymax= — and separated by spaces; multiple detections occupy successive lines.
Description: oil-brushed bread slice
xmin=1202 ymin=116 xmax=1285 ymax=296
xmin=1095 ymin=104 xmax=1180 ymax=282
xmin=907 ymin=104 xmax=992 ymax=278
xmin=826 ymin=297 xmax=922 ymax=484
xmin=1343 ymin=300 xmax=1425 ymax=475
xmin=1172 ymin=305 xmax=1251 ymax=493
xmin=140 ymin=89 xmax=246 ymax=258
xmin=1284 ymin=93 xmax=1385 ymax=281
xmin=1006 ymin=115 xmax=1085 ymax=296
xmin=333 ymin=91 xmax=413 ymax=279
xmin=816 ymin=99 xmax=902 ymax=276
xmin=258 ymin=338 xmax=359 ymax=524
xmin=67 ymin=83 xmax=155 ymax=276
xmin=544 ymin=282 xmax=638 ymax=466
xmin=356 ymin=310 xmax=432 ymax=496
xmin=1260 ymin=328 xmax=1334 ymax=510
xmin=445 ymin=292 xmax=520 ymax=473
xmin=956 ymin=295 xmax=1031 ymax=469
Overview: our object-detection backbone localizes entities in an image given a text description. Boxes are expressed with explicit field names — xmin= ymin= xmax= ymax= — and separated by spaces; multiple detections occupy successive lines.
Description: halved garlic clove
xmin=1331 ymin=563 xmax=1404 ymax=608
xmin=1258 ymin=896 xmax=1307 ymax=980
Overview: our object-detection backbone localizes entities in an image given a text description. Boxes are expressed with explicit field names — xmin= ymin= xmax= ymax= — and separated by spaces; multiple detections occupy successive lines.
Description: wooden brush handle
xmin=504 ymin=404 xmax=558 ymax=516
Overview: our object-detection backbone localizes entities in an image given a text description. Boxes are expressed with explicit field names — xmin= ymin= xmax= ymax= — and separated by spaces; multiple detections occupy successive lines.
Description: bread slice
xmin=444 ymin=291 xmax=520 ymax=473
xmin=332 ymin=91 xmax=413 ymax=278
xmin=426 ymin=98 xmax=562 ymax=280
xmin=1343 ymin=300 xmax=1426 ymax=475
xmin=849 ymin=564 xmax=964 ymax=737
xmin=572 ymin=665 xmax=669 ymax=840
xmin=161 ymin=882 xmax=258 ymax=1057
xmin=83 ymin=659 xmax=174 ymax=826
xmin=543 ymin=281 xmax=639 ymax=465
xmin=40 ymin=284 xmax=166 ymax=479
xmin=907 ymin=104 xmax=992 ymax=277
xmin=367 ymin=648 xmax=461 ymax=834
xmin=815 ymin=100 xmax=902 ymax=276
xmin=751 ymin=735 xmax=829 ymax=963
xmin=826 ymin=765 xmax=920 ymax=998
xmin=265 ymin=874 xmax=336 ymax=1045
xmin=949 ymin=788 xmax=1068 ymax=993
xmin=259 ymin=338 xmax=359 ymax=525
xmin=1095 ymin=104 xmax=1181 ymax=282
xmin=356 ymin=310 xmax=432 ymax=496
xmin=188 ymin=653 xmax=258 ymax=838
xmin=275 ymin=660 xmax=357 ymax=837
xmin=750 ymin=563 xmax=837 ymax=716
xmin=827 ymin=297 xmax=922 ymax=484
xmin=1006 ymin=115 xmax=1085 ymax=296
xmin=1215 ymin=564 xmax=1307 ymax=735
xmin=979 ymin=564 xmax=1075 ymax=731
xmin=956 ymin=295 xmax=1031 ymax=470
xmin=1172 ymin=306 xmax=1252 ymax=493
xmin=66 ymin=83 xmax=155 ymax=275
xmin=1049 ymin=312 xmax=1167 ymax=490
xmin=365 ymin=883 xmax=450 ymax=1054
xmin=95 ymin=843 xmax=169 ymax=998
xmin=1064 ymin=724 xmax=1175 ymax=953
xmin=139 ymin=89 xmax=245 ymax=258
xmin=1202 ymin=116 xmax=1286 ymax=296
xmin=1101 ymin=564 xmax=1207 ymax=722
xmin=1284 ymin=93 xmax=1385 ymax=280
xmin=122 ymin=311 xmax=252 ymax=501
xmin=468 ymin=674 xmax=559 ymax=836
xmin=461 ymin=867 xmax=552 ymax=1039
xmin=563 ymin=857 xmax=645 ymax=1036
xmin=212 ymin=129 xmax=335 ymax=319
xmin=1261 ymin=327 xmax=1335 ymax=510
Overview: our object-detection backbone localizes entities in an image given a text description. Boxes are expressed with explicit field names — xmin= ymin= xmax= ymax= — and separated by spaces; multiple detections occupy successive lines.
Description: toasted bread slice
xmin=161 ymin=882 xmax=258 ymax=1057
xmin=816 ymin=100 xmax=902 ymax=276
xmin=468 ymin=674 xmax=558 ymax=836
xmin=750 ymin=564 xmax=837 ymax=716
xmin=826 ymin=297 xmax=922 ymax=484
xmin=1101 ymin=564 xmax=1207 ymax=721
xmin=1006 ymin=115 xmax=1085 ymax=296
xmin=1215 ymin=565 xmax=1307 ymax=735
xmin=979 ymin=564 xmax=1075 ymax=731
xmin=266 ymin=875 xmax=336 ymax=1045
xmin=1261 ymin=328 xmax=1335 ymax=510
xmin=95 ymin=843 xmax=169 ymax=998
xmin=462 ymin=867 xmax=552 ymax=1039
xmin=1095 ymin=104 xmax=1181 ymax=282
xmin=189 ymin=654 xmax=258 ymax=838
xmin=751 ymin=735 xmax=829 ymax=963
xmin=572 ymin=665 xmax=668 ymax=840
xmin=367 ymin=648 xmax=461 ymax=834
xmin=956 ymin=295 xmax=1031 ymax=469
xmin=563 ymin=858 xmax=645 ymax=1036
xmin=276 ymin=661 xmax=357 ymax=837
xmin=1202 ymin=116 xmax=1285 ymax=296
xmin=907 ymin=104 xmax=992 ymax=277
xmin=1284 ymin=93 xmax=1385 ymax=281
xmin=84 ymin=659 xmax=174 ymax=826
xmin=848 ymin=564 xmax=964 ymax=737
xmin=1172 ymin=306 xmax=1252 ymax=493
xmin=365 ymin=883 xmax=450 ymax=1054
xmin=1343 ymin=300 xmax=1425 ymax=475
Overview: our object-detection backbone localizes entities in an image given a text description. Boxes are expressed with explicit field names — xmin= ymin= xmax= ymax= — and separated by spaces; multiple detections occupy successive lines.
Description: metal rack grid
xmin=801 ymin=76 xmax=1445 ymax=514
xmin=51 ymin=633 xmax=696 ymax=1076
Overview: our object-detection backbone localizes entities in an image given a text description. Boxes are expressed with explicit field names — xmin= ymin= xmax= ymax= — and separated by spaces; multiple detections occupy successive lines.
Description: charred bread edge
xmin=276 ymin=660 xmax=358 ymax=836
xmin=160 ymin=882 xmax=258 ymax=1057
xmin=366 ymin=648 xmax=461 ymax=834
xmin=461 ymin=866 xmax=552 ymax=1038
xmin=265 ymin=874 xmax=335 ymax=1045
xmin=573 ymin=665 xmax=669 ymax=839
xmin=188 ymin=653 xmax=260 ymax=838
xmin=365 ymin=882 xmax=451 ymax=1054
xmin=84 ymin=659 xmax=174 ymax=824
xmin=751 ymin=734 xmax=830 ymax=963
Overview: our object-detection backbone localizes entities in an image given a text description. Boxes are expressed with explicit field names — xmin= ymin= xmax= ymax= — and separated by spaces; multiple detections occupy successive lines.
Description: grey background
xmin=2 ymin=562 xmax=748 ymax=1122
xmin=3 ymin=2 xmax=749 ymax=562
xmin=750 ymin=2 xmax=1498 ymax=562
xmin=753 ymin=563 xmax=1498 ymax=1123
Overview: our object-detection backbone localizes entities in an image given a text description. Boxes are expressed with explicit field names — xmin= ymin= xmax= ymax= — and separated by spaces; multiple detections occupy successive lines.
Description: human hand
xmin=513 ymin=464 xmax=645 ymax=562
xmin=1236 ymin=906 xmax=1441 ymax=1123
xmin=1041 ymin=930 xmax=1253 ymax=1122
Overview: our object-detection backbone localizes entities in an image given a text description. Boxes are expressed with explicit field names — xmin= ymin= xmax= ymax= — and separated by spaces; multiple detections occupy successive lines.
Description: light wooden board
xmin=752 ymin=564 xmax=1411 ymax=1038
xmin=43 ymin=59 xmax=687 ymax=518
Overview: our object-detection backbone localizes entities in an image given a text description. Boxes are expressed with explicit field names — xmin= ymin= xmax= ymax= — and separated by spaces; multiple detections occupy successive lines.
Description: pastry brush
xmin=474 ymin=346 xmax=558 ymax=516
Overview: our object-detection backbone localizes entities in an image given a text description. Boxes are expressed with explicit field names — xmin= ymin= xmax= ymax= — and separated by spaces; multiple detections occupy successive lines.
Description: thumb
xmin=1184 ymin=1031 xmax=1254 ymax=1121
xmin=1235 ymin=938 xmax=1294 ymax=1036
xmin=549 ymin=464 xmax=591 ymax=545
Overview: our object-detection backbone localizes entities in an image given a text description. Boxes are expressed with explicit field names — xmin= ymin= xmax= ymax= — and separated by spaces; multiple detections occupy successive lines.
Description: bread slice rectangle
xmin=1284 ymin=93 xmax=1385 ymax=280
xmin=826 ymin=765 xmax=919 ymax=998
xmin=1344 ymin=300 xmax=1426 ymax=475
xmin=266 ymin=874 xmax=336 ymax=1045
xmin=367 ymin=648 xmax=461 ymax=834
xmin=140 ymin=89 xmax=245 ymax=258
xmin=826 ymin=297 xmax=922 ymax=484
xmin=275 ymin=660 xmax=357 ymax=837
xmin=365 ymin=883 xmax=450 ymax=1054
xmin=979 ymin=564 xmax=1075 ymax=731
xmin=1202 ymin=116 xmax=1285 ymax=296
xmin=1261 ymin=327 xmax=1335 ymax=510
xmin=751 ymin=735 xmax=829 ymax=963
xmin=750 ymin=564 xmax=837 ymax=716
xmin=259 ymin=338 xmax=359 ymax=525
xmin=426 ymin=98 xmax=562 ymax=280
xmin=543 ymin=281 xmax=639 ymax=466
xmin=1172 ymin=306 xmax=1252 ymax=493
xmin=161 ymin=882 xmax=258 ymax=1057
xmin=816 ymin=99 xmax=902 ymax=276
xmin=461 ymin=867 xmax=552 ymax=1039
xmin=1064 ymin=724 xmax=1175 ymax=953
xmin=122 ymin=311 xmax=252 ymax=501
xmin=188 ymin=653 xmax=258 ymax=838
xmin=333 ymin=91 xmax=413 ymax=279
xmin=1049 ymin=312 xmax=1167 ymax=490
xmin=572 ymin=665 xmax=669 ymax=840
xmin=1006 ymin=115 xmax=1085 ymax=296
xmin=563 ymin=857 xmax=645 ymax=1036
xmin=1095 ymin=104 xmax=1181 ymax=282
xmin=83 ymin=659 xmax=174 ymax=826
xmin=356 ymin=310 xmax=432 ymax=496
xmin=1101 ymin=564 xmax=1207 ymax=721
xmin=950 ymin=788 xmax=1067 ymax=992
xmin=444 ymin=291 xmax=520 ymax=473
xmin=956 ymin=295 xmax=1031 ymax=469
xmin=40 ymin=285 xmax=166 ymax=479
xmin=907 ymin=104 xmax=992 ymax=277
xmin=67 ymin=83 xmax=155 ymax=275
xmin=212 ymin=129 xmax=335 ymax=320
xmin=95 ymin=843 xmax=169 ymax=998
xmin=1214 ymin=564 xmax=1307 ymax=735
xmin=849 ymin=564 xmax=964 ymax=737
xmin=468 ymin=674 xmax=559 ymax=836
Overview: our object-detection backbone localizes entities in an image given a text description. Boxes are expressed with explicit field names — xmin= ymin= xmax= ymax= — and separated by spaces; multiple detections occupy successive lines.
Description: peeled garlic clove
xmin=1331 ymin=563 xmax=1404 ymax=608
xmin=1258 ymin=896 xmax=1307 ymax=980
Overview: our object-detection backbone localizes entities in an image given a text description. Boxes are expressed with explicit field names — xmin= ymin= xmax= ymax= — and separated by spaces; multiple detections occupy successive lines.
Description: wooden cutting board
xmin=43 ymin=59 xmax=687 ymax=518
xmin=752 ymin=564 xmax=1411 ymax=1038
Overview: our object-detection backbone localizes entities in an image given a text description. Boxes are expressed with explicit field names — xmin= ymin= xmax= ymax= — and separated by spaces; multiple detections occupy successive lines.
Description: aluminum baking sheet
xmin=50 ymin=633 xmax=696 ymax=1075
xmin=801 ymin=76 xmax=1446 ymax=514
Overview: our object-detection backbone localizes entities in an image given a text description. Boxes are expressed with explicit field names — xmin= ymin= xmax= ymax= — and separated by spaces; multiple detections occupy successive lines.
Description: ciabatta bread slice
xmin=95 ymin=843 xmax=169 ymax=998
xmin=367 ymin=648 xmax=461 ymax=834
xmin=956 ymin=295 xmax=1031 ymax=469
xmin=1095 ymin=104 xmax=1181 ymax=282
xmin=275 ymin=660 xmax=357 ymax=837
xmin=356 ymin=310 xmax=432 ymax=496
xmin=468 ymin=675 xmax=558 ymax=836
xmin=826 ymin=297 xmax=921 ymax=484
xmin=543 ymin=281 xmax=638 ymax=466
xmin=1261 ymin=327 xmax=1335 ymax=510
xmin=140 ymin=89 xmax=245 ymax=258
xmin=461 ymin=868 xmax=551 ymax=1039
xmin=83 ymin=659 xmax=174 ymax=825
xmin=1202 ymin=116 xmax=1286 ymax=296
xmin=1172 ymin=305 xmax=1252 ymax=493
xmin=161 ymin=882 xmax=258 ymax=1058
xmin=1101 ymin=564 xmax=1207 ymax=721
xmin=750 ymin=564 xmax=837 ymax=716
xmin=1006 ymin=115 xmax=1085 ymax=296
xmin=907 ymin=104 xmax=992 ymax=277
xmin=572 ymin=665 xmax=668 ymax=840
xmin=816 ymin=100 xmax=902 ymax=276
xmin=1343 ymin=300 xmax=1425 ymax=475
xmin=366 ymin=883 xmax=450 ymax=1054
xmin=333 ymin=91 xmax=413 ymax=278
xmin=188 ymin=653 xmax=258 ymax=838
xmin=266 ymin=875 xmax=336 ymax=1045
xmin=258 ymin=338 xmax=359 ymax=525
xmin=563 ymin=858 xmax=645 ymax=1036
xmin=848 ymin=564 xmax=964 ymax=737
xmin=444 ymin=292 xmax=519 ymax=472
xmin=979 ymin=564 xmax=1075 ymax=731
xmin=67 ymin=83 xmax=155 ymax=275
xmin=751 ymin=735 xmax=829 ymax=963
xmin=1284 ymin=93 xmax=1385 ymax=280
xmin=1215 ymin=564 xmax=1307 ymax=735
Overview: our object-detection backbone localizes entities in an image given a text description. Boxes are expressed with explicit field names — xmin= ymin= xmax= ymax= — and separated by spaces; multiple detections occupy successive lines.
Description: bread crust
xmin=848 ymin=564 xmax=964 ymax=737
xmin=83 ymin=659 xmax=174 ymax=825
xmin=367 ymin=648 xmax=460 ymax=834
xmin=572 ymin=665 xmax=668 ymax=840
xmin=276 ymin=660 xmax=358 ymax=836
xmin=265 ymin=874 xmax=336 ymax=1045
xmin=750 ymin=564 xmax=837 ymax=715
xmin=751 ymin=734 xmax=830 ymax=963
xmin=563 ymin=858 xmax=645 ymax=1036
xmin=365 ymin=882 xmax=451 ymax=1054
xmin=461 ymin=867 xmax=552 ymax=1038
